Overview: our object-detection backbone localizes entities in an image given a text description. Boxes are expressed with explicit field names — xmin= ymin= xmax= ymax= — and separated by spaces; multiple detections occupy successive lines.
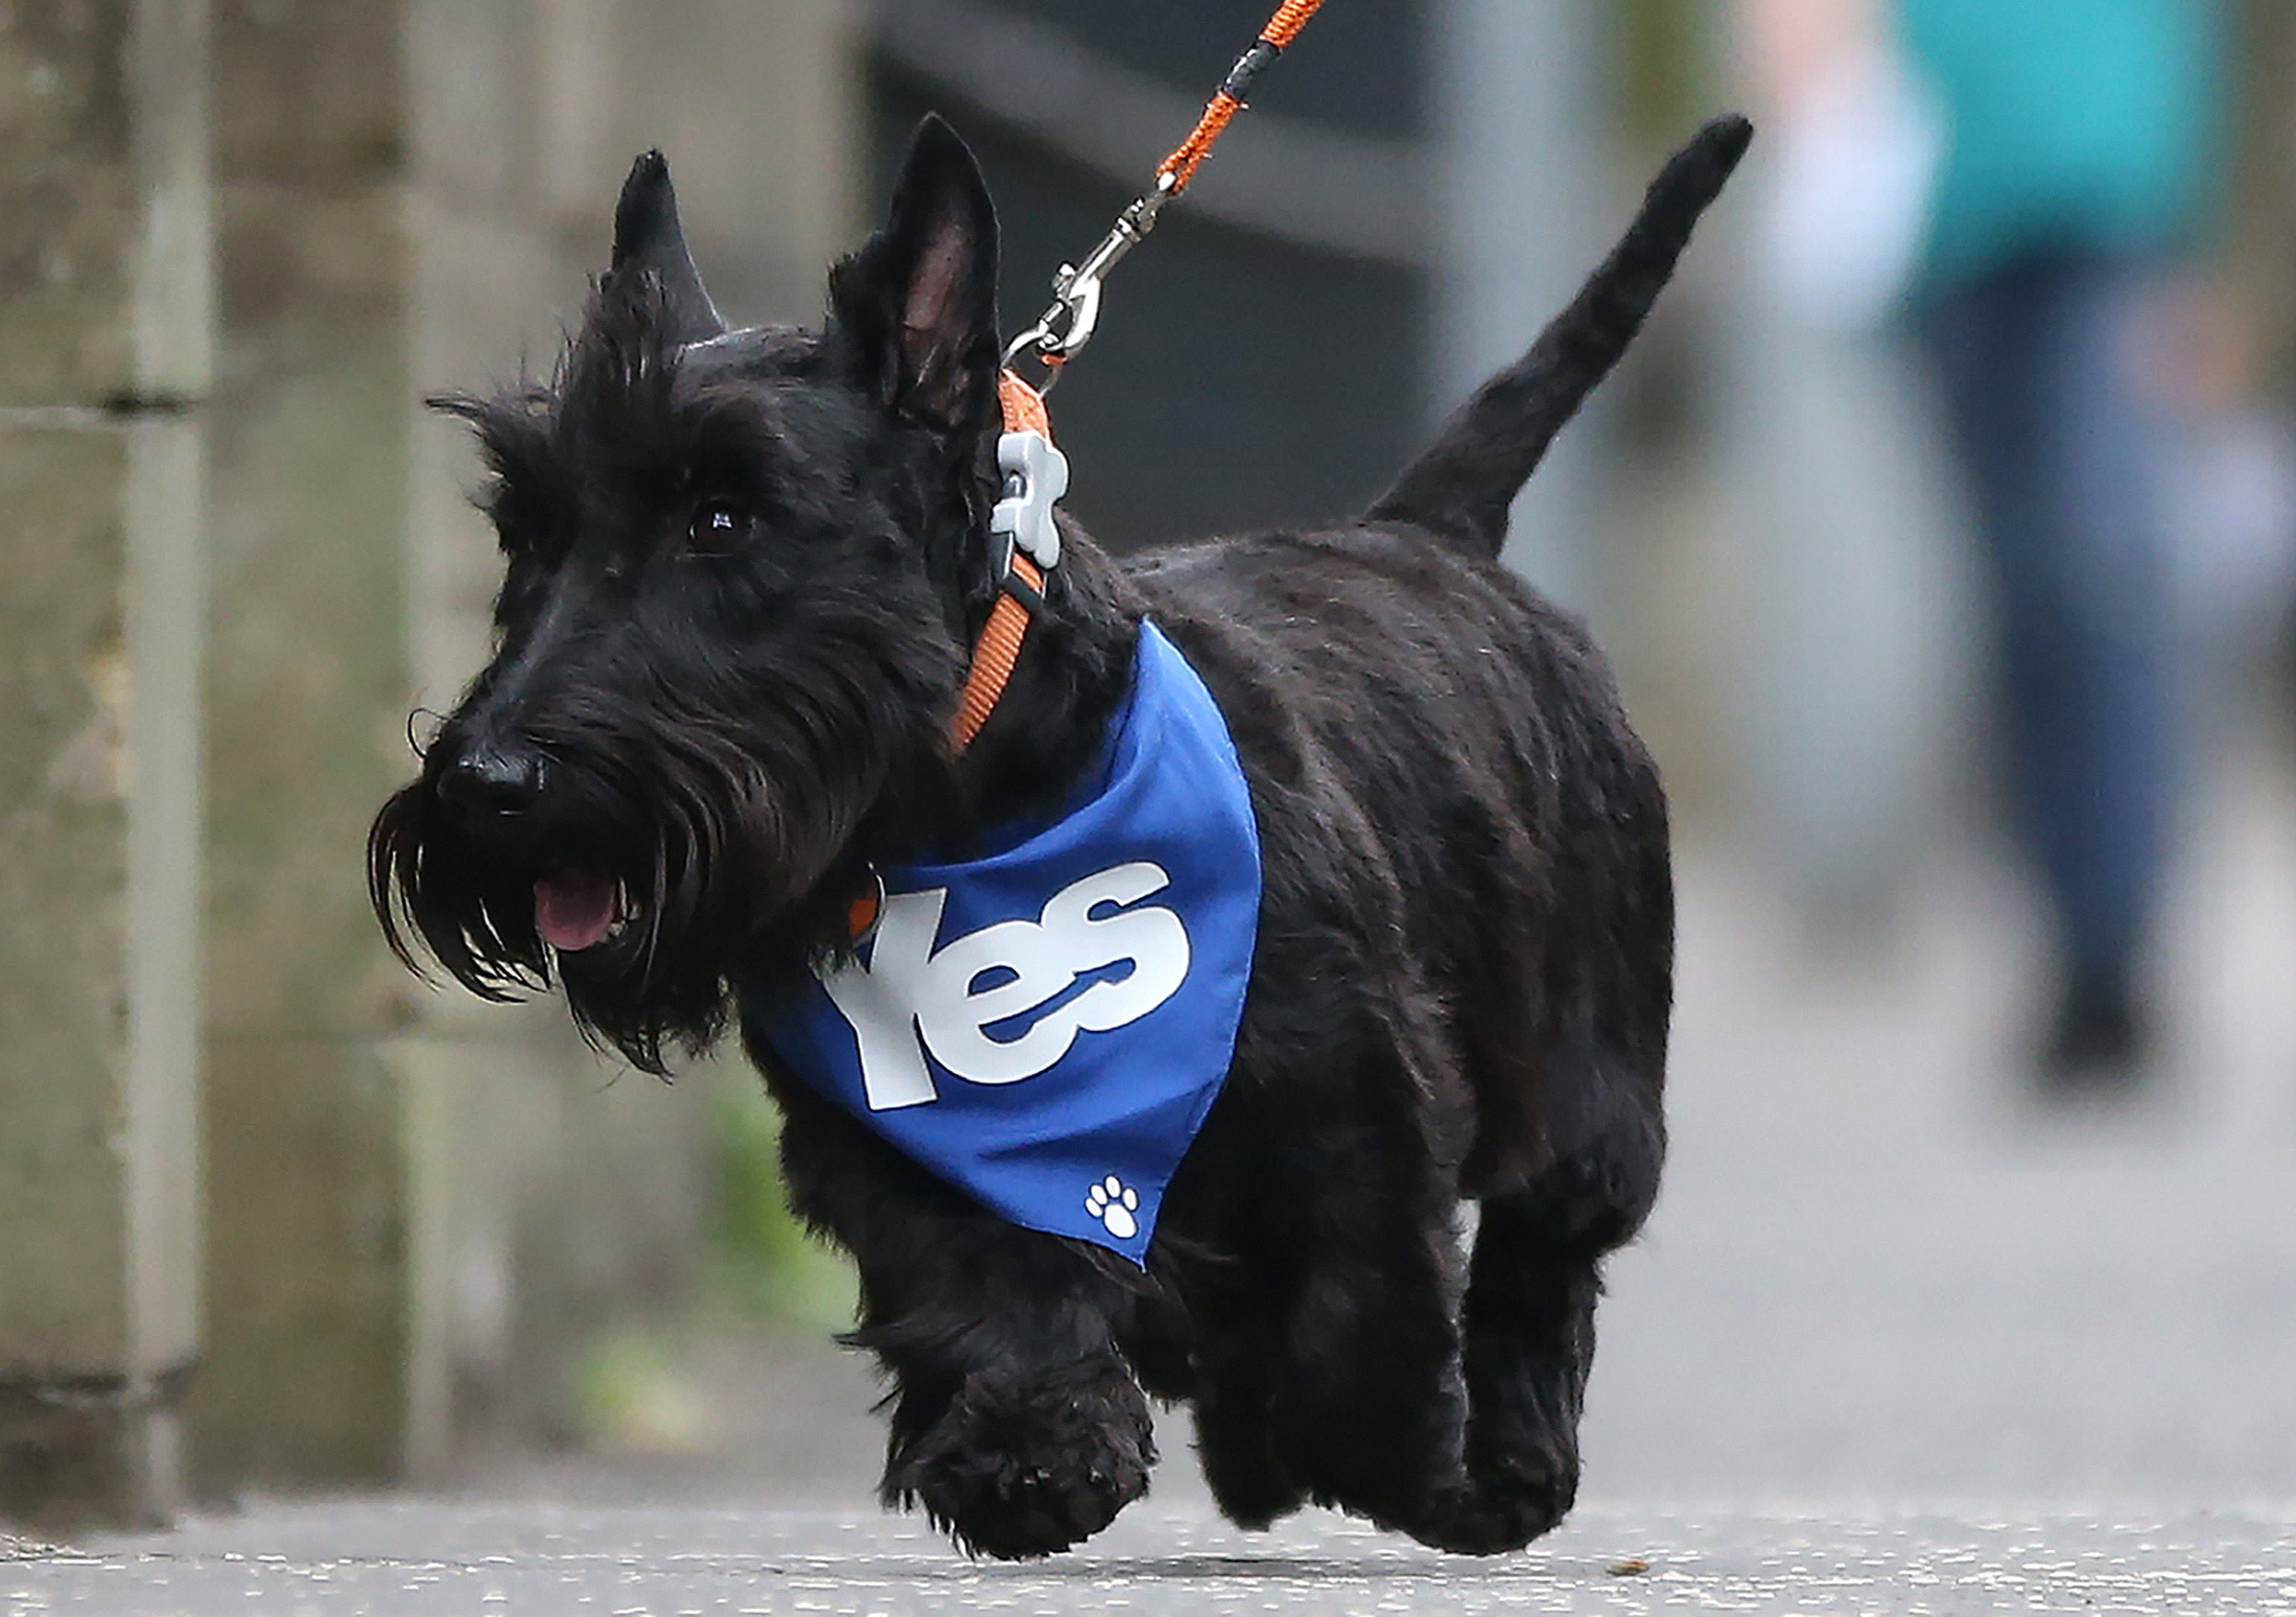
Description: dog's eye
xmin=687 ymin=499 xmax=755 ymax=554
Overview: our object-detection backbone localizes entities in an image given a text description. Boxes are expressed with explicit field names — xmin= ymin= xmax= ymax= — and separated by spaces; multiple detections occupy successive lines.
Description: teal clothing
xmin=1898 ymin=0 xmax=2226 ymax=286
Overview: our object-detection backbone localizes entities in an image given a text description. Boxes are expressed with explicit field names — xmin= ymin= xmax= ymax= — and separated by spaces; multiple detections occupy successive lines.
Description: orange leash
xmin=1003 ymin=0 xmax=1330 ymax=387
xmin=1157 ymin=0 xmax=1326 ymax=195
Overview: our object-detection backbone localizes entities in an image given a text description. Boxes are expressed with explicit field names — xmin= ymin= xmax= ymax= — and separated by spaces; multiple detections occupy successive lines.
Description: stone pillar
xmin=0 ymin=0 xmax=211 ymax=1530
xmin=187 ymin=0 xmax=415 ymax=1491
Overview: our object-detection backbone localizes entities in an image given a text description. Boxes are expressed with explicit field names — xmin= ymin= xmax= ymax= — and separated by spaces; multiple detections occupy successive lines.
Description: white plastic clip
xmin=989 ymin=429 xmax=1069 ymax=571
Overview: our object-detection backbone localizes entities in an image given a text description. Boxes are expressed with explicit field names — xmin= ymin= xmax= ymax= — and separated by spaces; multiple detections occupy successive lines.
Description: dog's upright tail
xmin=1368 ymin=115 xmax=1752 ymax=557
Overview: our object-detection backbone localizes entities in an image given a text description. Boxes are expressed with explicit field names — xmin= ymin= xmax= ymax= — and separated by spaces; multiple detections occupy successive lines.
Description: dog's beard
xmin=369 ymin=719 xmax=899 ymax=1075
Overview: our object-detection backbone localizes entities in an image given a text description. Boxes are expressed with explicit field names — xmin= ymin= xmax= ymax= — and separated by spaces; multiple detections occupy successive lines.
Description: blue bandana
xmin=745 ymin=621 xmax=1261 ymax=1265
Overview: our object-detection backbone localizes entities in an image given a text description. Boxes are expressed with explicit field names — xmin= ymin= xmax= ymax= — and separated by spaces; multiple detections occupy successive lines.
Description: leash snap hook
xmin=1001 ymin=174 xmax=1177 ymax=383
xmin=1002 ymin=264 xmax=1103 ymax=380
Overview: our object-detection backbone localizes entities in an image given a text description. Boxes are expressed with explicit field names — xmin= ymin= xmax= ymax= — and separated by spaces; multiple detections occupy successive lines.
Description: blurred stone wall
xmin=0 ymin=0 xmax=210 ymax=1529
xmin=194 ymin=0 xmax=415 ymax=1496
xmin=1 ymin=0 xmax=861 ymax=1526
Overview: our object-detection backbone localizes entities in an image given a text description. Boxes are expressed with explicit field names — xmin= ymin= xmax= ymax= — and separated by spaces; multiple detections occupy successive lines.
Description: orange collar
xmin=948 ymin=371 xmax=1054 ymax=752
xmin=842 ymin=372 xmax=1054 ymax=943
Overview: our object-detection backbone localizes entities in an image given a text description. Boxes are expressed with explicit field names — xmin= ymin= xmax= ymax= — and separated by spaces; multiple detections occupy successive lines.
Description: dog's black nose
xmin=439 ymin=741 xmax=547 ymax=815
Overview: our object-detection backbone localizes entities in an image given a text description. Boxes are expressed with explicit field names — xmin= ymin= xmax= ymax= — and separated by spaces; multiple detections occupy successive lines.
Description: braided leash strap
xmin=1157 ymin=0 xmax=1327 ymax=195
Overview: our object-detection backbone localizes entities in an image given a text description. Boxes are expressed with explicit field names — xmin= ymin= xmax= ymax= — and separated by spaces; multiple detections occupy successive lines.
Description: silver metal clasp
xmin=1002 ymin=173 xmax=1179 ymax=387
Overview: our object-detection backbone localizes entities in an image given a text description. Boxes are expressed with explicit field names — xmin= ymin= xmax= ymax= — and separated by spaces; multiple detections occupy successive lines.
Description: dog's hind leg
xmin=1233 ymin=1006 xmax=1504 ymax=1547
xmin=1260 ymin=1159 xmax=1477 ymax=1542
xmin=1454 ymin=1031 xmax=1665 ymax=1547
xmin=1260 ymin=1174 xmax=1601 ymax=1556
xmin=1452 ymin=1205 xmax=1605 ymax=1538
xmin=1223 ymin=988 xmax=1578 ymax=1553
xmin=1282 ymin=1012 xmax=1660 ymax=1555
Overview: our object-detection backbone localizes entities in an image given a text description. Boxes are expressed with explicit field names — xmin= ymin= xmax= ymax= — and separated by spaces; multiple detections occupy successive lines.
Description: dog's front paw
xmin=888 ymin=1362 xmax=1155 ymax=1559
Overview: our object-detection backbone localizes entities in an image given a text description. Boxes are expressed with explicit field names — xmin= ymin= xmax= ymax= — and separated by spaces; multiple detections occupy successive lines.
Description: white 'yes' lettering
xmin=817 ymin=862 xmax=1191 ymax=1111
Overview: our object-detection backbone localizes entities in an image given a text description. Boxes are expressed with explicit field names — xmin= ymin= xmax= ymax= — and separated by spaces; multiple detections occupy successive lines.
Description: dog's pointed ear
xmin=828 ymin=115 xmax=1001 ymax=432
xmin=607 ymin=150 xmax=726 ymax=343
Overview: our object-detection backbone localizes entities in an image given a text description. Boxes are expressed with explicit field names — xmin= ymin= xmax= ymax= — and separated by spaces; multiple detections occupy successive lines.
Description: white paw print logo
xmin=1084 ymin=1176 xmax=1140 ymax=1240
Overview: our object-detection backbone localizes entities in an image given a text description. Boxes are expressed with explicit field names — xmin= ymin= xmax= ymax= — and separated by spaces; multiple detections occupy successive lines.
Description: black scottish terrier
xmin=373 ymin=113 xmax=1748 ymax=1557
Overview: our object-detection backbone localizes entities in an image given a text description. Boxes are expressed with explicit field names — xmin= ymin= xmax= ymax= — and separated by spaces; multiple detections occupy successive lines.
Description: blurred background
xmin=3 ymin=0 xmax=2293 ymax=1536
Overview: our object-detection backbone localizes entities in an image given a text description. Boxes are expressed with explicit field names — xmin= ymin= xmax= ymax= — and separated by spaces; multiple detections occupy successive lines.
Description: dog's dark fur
xmin=372 ymin=113 xmax=1750 ymax=1558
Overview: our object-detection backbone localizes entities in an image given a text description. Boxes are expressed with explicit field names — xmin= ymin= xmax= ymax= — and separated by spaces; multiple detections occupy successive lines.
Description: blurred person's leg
xmin=1921 ymin=252 xmax=2179 ymax=1082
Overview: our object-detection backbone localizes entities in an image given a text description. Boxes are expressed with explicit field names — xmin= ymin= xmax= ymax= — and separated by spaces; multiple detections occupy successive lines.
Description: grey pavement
xmin=13 ymin=1502 xmax=2296 ymax=1613
xmin=1585 ymin=741 xmax=2296 ymax=1505
xmin=12 ymin=742 xmax=2296 ymax=1610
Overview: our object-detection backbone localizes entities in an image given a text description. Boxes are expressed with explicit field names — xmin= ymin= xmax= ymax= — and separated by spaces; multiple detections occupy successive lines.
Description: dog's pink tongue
xmin=535 ymin=872 xmax=618 ymax=952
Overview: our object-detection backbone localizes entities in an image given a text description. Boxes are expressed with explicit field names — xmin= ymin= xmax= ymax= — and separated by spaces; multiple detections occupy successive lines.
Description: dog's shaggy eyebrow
xmin=426 ymin=386 xmax=570 ymax=549
xmin=446 ymin=298 xmax=832 ymax=514
xmin=675 ymin=382 xmax=796 ymax=476
xmin=428 ymin=379 xmax=805 ymax=549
